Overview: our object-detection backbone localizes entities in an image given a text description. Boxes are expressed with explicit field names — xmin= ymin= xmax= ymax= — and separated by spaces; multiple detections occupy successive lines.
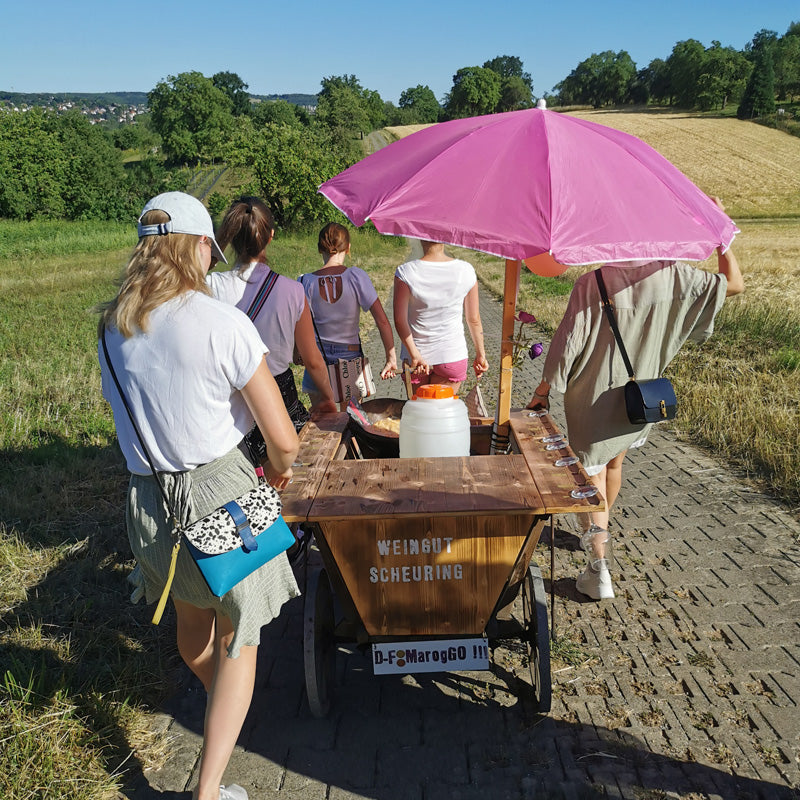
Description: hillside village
xmin=0 ymin=91 xmax=148 ymax=123
xmin=0 ymin=91 xmax=318 ymax=124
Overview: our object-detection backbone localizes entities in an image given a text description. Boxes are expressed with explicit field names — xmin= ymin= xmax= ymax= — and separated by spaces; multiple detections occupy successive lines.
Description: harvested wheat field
xmin=570 ymin=109 xmax=800 ymax=219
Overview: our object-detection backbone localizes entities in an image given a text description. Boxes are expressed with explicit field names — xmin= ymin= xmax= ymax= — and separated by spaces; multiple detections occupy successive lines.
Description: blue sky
xmin=1 ymin=1 xmax=797 ymax=103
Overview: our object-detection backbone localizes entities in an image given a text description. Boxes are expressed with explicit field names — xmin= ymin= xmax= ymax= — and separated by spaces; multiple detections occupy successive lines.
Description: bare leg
xmin=580 ymin=450 xmax=628 ymax=558
xmin=194 ymin=613 xmax=258 ymax=800
xmin=604 ymin=450 xmax=627 ymax=515
xmin=174 ymin=598 xmax=216 ymax=691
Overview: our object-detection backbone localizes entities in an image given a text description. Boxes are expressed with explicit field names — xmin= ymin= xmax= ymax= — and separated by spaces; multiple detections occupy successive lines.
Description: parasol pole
xmin=491 ymin=258 xmax=521 ymax=454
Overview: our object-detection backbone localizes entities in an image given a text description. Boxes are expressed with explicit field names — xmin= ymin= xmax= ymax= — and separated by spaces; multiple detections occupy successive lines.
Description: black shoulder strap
xmin=101 ymin=328 xmax=177 ymax=524
xmin=306 ymin=306 xmax=330 ymax=362
xmin=594 ymin=269 xmax=635 ymax=380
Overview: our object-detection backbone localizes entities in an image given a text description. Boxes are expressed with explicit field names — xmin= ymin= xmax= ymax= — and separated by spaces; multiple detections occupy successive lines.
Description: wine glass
xmin=571 ymin=485 xmax=599 ymax=499
xmin=555 ymin=456 xmax=580 ymax=467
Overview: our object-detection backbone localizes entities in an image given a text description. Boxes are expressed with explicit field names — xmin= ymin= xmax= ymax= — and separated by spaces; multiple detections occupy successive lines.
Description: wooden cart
xmin=281 ymin=406 xmax=604 ymax=717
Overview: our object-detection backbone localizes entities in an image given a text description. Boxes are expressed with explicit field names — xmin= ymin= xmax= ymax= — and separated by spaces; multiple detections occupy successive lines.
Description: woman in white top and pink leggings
xmin=394 ymin=239 xmax=489 ymax=394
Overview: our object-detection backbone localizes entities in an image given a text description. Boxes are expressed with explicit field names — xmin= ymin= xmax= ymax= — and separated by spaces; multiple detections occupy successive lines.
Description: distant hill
xmin=1 ymin=90 xmax=318 ymax=109
xmin=0 ymin=91 xmax=149 ymax=107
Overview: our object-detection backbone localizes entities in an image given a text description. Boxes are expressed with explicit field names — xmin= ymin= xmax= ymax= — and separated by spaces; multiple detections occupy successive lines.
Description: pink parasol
xmin=319 ymin=104 xmax=738 ymax=268
xmin=318 ymin=104 xmax=738 ymax=448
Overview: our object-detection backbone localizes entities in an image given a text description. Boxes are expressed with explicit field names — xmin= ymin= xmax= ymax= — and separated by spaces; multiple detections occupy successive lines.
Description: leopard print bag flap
xmin=183 ymin=483 xmax=282 ymax=555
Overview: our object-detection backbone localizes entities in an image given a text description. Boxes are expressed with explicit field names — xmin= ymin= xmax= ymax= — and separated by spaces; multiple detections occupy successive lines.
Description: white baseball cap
xmin=137 ymin=191 xmax=227 ymax=264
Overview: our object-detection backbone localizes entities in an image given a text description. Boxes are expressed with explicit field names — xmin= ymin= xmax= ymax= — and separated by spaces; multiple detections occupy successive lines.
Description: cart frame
xmin=281 ymin=408 xmax=603 ymax=717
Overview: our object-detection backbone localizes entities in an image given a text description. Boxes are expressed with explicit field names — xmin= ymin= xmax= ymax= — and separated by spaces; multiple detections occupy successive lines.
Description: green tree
xmin=148 ymin=71 xmax=234 ymax=164
xmin=666 ymin=39 xmax=707 ymax=107
xmin=627 ymin=68 xmax=651 ymax=105
xmin=482 ymin=55 xmax=533 ymax=91
xmin=696 ymin=42 xmax=751 ymax=110
xmin=738 ymin=33 xmax=777 ymax=119
xmin=496 ymin=75 xmax=533 ymax=112
xmin=251 ymin=98 xmax=303 ymax=127
xmin=639 ymin=58 xmax=671 ymax=104
xmin=362 ymin=89 xmax=387 ymax=130
xmin=112 ymin=115 xmax=160 ymax=155
xmin=0 ymin=108 xmax=66 ymax=219
xmin=319 ymin=74 xmax=363 ymax=96
xmin=53 ymin=111 xmax=129 ymax=219
xmin=0 ymin=108 xmax=151 ymax=221
xmin=444 ymin=66 xmax=501 ymax=118
xmin=383 ymin=100 xmax=404 ymax=125
xmin=123 ymin=155 xmax=181 ymax=208
xmin=483 ymin=55 xmax=534 ymax=110
xmin=317 ymin=74 xmax=384 ymax=136
xmin=398 ymin=85 xmax=440 ymax=123
xmin=774 ymin=26 xmax=800 ymax=100
xmin=212 ymin=71 xmax=251 ymax=116
xmin=224 ymin=119 xmax=356 ymax=229
xmin=315 ymin=84 xmax=371 ymax=137
xmin=555 ymin=51 xmax=636 ymax=108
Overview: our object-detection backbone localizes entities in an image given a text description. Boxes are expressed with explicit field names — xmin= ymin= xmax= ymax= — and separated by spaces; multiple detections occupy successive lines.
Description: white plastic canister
xmin=399 ymin=384 xmax=470 ymax=458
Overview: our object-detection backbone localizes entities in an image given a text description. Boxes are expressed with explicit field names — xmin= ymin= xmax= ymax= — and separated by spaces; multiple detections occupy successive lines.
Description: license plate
xmin=372 ymin=638 xmax=489 ymax=675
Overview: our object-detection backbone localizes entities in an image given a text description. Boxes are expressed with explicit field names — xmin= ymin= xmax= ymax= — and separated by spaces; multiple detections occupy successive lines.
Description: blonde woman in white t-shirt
xmin=98 ymin=192 xmax=298 ymax=800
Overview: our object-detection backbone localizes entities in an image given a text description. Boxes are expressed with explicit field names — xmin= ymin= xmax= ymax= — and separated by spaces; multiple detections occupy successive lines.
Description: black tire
xmin=521 ymin=564 xmax=552 ymax=712
xmin=303 ymin=567 xmax=336 ymax=717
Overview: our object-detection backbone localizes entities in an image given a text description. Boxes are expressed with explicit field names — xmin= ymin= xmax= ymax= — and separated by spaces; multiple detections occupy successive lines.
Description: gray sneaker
xmin=575 ymin=559 xmax=615 ymax=600
xmin=219 ymin=786 xmax=248 ymax=800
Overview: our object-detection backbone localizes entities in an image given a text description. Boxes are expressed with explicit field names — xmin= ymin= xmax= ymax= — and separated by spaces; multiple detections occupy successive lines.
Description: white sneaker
xmin=575 ymin=559 xmax=615 ymax=600
xmin=219 ymin=786 xmax=248 ymax=800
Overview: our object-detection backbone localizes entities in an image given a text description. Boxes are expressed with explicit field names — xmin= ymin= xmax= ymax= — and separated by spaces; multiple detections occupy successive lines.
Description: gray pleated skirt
xmin=126 ymin=447 xmax=300 ymax=658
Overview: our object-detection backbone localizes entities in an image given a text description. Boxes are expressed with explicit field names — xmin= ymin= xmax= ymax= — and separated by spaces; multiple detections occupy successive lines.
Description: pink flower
xmin=516 ymin=311 xmax=537 ymax=325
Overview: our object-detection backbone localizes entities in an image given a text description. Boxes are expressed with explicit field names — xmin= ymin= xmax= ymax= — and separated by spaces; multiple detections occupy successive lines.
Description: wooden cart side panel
xmin=280 ymin=413 xmax=349 ymax=523
xmin=319 ymin=513 xmax=538 ymax=637
xmin=508 ymin=410 xmax=605 ymax=516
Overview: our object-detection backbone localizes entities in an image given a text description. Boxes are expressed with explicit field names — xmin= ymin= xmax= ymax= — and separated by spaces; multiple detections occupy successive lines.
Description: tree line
xmin=0 ymin=57 xmax=537 ymax=226
xmin=1 ymin=22 xmax=797 ymax=226
xmin=553 ymin=24 xmax=799 ymax=115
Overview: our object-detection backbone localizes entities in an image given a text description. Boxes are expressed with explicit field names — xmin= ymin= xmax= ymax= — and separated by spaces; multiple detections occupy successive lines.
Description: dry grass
xmin=383 ymin=123 xmax=435 ymax=142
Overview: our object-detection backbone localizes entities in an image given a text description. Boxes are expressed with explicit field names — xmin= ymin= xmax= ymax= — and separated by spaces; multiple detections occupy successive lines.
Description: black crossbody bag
xmin=594 ymin=269 xmax=677 ymax=425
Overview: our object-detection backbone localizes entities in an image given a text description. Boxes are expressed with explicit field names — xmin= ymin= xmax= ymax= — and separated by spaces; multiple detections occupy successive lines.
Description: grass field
xmin=1 ymin=108 xmax=799 ymax=798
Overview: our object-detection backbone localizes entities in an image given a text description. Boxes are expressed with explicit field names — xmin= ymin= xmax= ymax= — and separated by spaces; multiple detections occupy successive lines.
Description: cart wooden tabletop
xmin=279 ymin=409 xmax=604 ymax=523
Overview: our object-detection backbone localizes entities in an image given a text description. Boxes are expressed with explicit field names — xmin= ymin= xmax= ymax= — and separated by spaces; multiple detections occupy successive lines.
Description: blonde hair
xmin=98 ymin=209 xmax=210 ymax=338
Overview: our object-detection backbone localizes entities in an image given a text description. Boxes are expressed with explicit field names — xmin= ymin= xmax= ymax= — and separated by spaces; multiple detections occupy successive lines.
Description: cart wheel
xmin=303 ymin=567 xmax=336 ymax=718
xmin=521 ymin=564 xmax=551 ymax=712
